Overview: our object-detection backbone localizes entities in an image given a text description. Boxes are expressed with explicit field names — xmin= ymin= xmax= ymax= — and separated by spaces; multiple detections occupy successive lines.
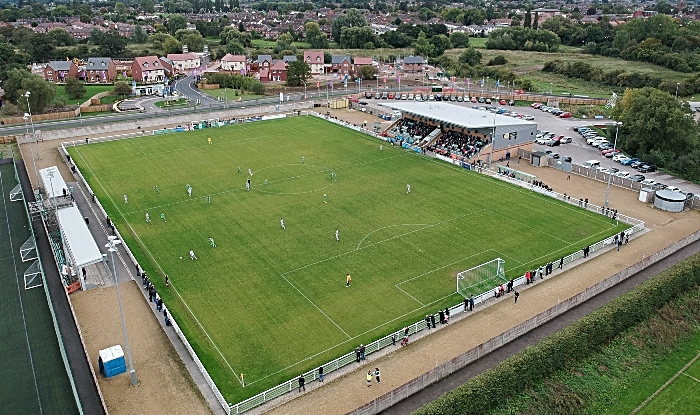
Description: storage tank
xmin=653 ymin=189 xmax=686 ymax=212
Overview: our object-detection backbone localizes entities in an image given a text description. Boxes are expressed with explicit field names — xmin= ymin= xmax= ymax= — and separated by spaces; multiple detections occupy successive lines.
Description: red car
xmin=500 ymin=99 xmax=507 ymax=105
xmin=531 ymin=103 xmax=542 ymax=108
xmin=559 ymin=112 xmax=572 ymax=118
xmin=602 ymin=148 xmax=620 ymax=155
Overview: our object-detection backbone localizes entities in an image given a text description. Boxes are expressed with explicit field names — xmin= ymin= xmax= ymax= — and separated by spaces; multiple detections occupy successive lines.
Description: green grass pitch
xmin=68 ymin=116 xmax=625 ymax=403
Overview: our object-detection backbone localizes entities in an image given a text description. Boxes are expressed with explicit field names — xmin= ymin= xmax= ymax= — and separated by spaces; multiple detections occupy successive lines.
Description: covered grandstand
xmin=379 ymin=101 xmax=536 ymax=162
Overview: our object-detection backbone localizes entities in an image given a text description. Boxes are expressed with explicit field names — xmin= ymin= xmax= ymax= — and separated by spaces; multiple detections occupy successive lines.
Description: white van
xmin=582 ymin=160 xmax=601 ymax=169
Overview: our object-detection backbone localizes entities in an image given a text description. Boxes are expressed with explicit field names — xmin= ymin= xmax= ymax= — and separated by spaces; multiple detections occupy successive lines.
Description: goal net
xmin=457 ymin=258 xmax=506 ymax=297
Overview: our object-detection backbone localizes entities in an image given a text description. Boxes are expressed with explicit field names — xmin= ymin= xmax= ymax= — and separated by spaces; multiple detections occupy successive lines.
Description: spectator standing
xmin=464 ymin=297 xmax=468 ymax=311
xmin=374 ymin=368 xmax=381 ymax=384
xmin=439 ymin=309 xmax=445 ymax=324
xmin=298 ymin=375 xmax=305 ymax=392
xmin=559 ymin=257 xmax=564 ymax=269
xmin=318 ymin=366 xmax=324 ymax=382
xmin=355 ymin=347 xmax=361 ymax=362
xmin=360 ymin=344 xmax=366 ymax=361
xmin=469 ymin=295 xmax=474 ymax=311
xmin=425 ymin=314 xmax=431 ymax=329
xmin=430 ymin=314 xmax=436 ymax=328
xmin=366 ymin=372 xmax=373 ymax=387
xmin=514 ymin=291 xmax=520 ymax=304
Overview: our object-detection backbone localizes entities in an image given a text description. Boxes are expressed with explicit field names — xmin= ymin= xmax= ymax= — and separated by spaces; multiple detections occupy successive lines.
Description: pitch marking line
xmin=395 ymin=249 xmax=494 ymax=287
xmin=395 ymin=286 xmax=425 ymax=306
xmin=130 ymin=140 xmax=147 ymax=156
xmin=74 ymin=147 xmax=245 ymax=386
xmin=683 ymin=372 xmax=700 ymax=383
xmin=0 ymin=171 xmax=44 ymax=415
xmin=356 ymin=223 xmax=431 ymax=250
xmin=630 ymin=350 xmax=700 ymax=414
xmin=487 ymin=210 xmax=570 ymax=244
xmin=279 ymin=275 xmax=351 ymax=338
xmin=281 ymin=210 xmax=485 ymax=278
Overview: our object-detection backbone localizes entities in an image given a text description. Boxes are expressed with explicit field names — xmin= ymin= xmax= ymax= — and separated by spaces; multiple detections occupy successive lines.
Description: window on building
xmin=47 ymin=71 xmax=53 ymax=75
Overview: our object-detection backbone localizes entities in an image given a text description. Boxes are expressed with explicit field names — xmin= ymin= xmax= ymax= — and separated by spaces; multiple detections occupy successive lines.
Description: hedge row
xmin=414 ymin=251 xmax=700 ymax=415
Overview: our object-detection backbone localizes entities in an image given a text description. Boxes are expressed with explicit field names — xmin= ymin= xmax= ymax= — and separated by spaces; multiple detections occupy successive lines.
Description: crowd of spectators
xmin=394 ymin=118 xmax=434 ymax=139
xmin=429 ymin=129 xmax=490 ymax=159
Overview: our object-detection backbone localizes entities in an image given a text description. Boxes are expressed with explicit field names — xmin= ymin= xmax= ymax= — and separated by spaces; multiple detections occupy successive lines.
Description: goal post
xmin=457 ymin=258 xmax=506 ymax=297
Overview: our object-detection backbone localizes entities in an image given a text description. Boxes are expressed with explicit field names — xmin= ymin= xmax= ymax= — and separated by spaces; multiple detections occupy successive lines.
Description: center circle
xmin=251 ymin=164 xmax=336 ymax=195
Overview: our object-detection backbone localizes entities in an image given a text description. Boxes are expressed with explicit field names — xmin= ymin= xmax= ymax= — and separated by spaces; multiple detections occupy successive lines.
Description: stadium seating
xmin=428 ymin=130 xmax=490 ymax=160
xmin=393 ymin=118 xmax=433 ymax=140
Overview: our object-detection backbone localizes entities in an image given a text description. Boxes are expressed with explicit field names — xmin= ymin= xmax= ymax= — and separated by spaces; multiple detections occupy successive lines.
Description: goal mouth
xmin=456 ymin=258 xmax=506 ymax=297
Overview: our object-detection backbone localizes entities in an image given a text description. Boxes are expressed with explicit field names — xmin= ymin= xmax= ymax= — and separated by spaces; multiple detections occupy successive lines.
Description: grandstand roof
xmin=56 ymin=205 xmax=104 ymax=268
xmin=39 ymin=166 xmax=67 ymax=199
xmin=379 ymin=101 xmax=536 ymax=130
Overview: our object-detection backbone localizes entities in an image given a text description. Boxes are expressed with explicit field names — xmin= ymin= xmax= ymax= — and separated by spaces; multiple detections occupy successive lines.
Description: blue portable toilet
xmin=98 ymin=345 xmax=127 ymax=378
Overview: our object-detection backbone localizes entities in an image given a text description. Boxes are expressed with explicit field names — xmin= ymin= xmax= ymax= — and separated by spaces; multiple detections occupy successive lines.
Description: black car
xmin=365 ymin=92 xmax=373 ymax=99
xmin=563 ymin=156 xmax=572 ymax=163
xmin=630 ymin=174 xmax=645 ymax=182
xmin=630 ymin=161 xmax=645 ymax=169
xmin=638 ymin=164 xmax=657 ymax=173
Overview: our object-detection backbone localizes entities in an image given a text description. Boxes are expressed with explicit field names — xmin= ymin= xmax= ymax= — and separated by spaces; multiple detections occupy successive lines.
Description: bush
xmin=415 ymin=252 xmax=700 ymax=415
xmin=64 ymin=78 xmax=86 ymax=100
xmin=113 ymin=81 xmax=132 ymax=97
xmin=487 ymin=55 xmax=508 ymax=66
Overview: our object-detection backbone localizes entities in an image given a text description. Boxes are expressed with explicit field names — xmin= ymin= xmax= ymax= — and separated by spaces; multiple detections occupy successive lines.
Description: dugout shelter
xmin=379 ymin=101 xmax=536 ymax=162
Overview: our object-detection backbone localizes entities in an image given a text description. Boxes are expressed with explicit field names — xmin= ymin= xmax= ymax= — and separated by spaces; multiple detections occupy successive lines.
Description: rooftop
xmin=378 ymin=101 xmax=537 ymax=129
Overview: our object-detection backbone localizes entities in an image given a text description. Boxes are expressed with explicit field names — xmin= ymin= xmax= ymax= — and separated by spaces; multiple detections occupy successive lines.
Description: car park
xmin=638 ymin=164 xmax=657 ymax=173
xmin=630 ymin=174 xmax=645 ymax=182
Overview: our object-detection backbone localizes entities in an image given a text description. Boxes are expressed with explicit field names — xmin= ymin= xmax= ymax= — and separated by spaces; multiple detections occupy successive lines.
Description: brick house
xmin=303 ymin=51 xmax=324 ymax=74
xmin=353 ymin=57 xmax=373 ymax=74
xmin=403 ymin=56 xmax=425 ymax=73
xmin=166 ymin=52 xmax=201 ymax=74
xmin=44 ymin=60 xmax=78 ymax=83
xmin=84 ymin=57 xmax=117 ymax=83
xmin=268 ymin=59 xmax=287 ymax=82
xmin=220 ymin=54 xmax=247 ymax=73
xmin=132 ymin=56 xmax=168 ymax=83
xmin=257 ymin=54 xmax=272 ymax=71
xmin=331 ymin=55 xmax=352 ymax=74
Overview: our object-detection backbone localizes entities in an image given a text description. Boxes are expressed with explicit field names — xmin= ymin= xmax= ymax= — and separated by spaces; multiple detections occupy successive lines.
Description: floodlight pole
xmin=604 ymin=122 xmax=621 ymax=208
xmin=22 ymin=113 xmax=39 ymax=190
xmin=105 ymin=237 xmax=138 ymax=387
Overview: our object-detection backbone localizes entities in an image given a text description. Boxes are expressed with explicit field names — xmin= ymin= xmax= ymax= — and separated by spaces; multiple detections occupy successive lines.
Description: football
xmin=180 ymin=256 xmax=183 ymax=259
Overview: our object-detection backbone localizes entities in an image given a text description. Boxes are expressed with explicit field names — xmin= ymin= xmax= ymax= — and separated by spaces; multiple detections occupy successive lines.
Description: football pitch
xmin=68 ymin=116 xmax=625 ymax=402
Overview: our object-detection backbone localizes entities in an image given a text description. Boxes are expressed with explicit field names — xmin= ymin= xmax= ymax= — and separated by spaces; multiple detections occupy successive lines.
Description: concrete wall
xmin=14 ymin=101 xmax=314 ymax=144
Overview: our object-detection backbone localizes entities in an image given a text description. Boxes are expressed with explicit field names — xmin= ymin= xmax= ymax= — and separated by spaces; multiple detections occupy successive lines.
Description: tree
xmin=167 ymin=14 xmax=188 ymax=35
xmin=113 ymin=81 xmax=132 ymax=97
xmin=91 ymin=29 xmax=127 ymax=56
xmin=305 ymin=22 xmax=328 ymax=49
xmin=115 ymin=2 xmax=127 ymax=15
xmin=459 ymin=47 xmax=482 ymax=66
xmin=286 ymin=61 xmax=311 ymax=86
xmin=463 ymin=9 xmax=486 ymax=26
xmin=141 ymin=0 xmax=155 ymax=13
xmin=429 ymin=34 xmax=452 ymax=57
xmin=339 ymin=26 xmax=375 ymax=49
xmin=64 ymin=78 xmax=86 ymax=100
xmin=450 ymin=32 xmax=470 ymax=48
xmin=358 ymin=64 xmax=375 ymax=80
xmin=413 ymin=31 xmax=435 ymax=58
xmin=331 ymin=8 xmax=367 ymax=43
xmin=132 ymin=25 xmax=149 ymax=43
xmin=524 ymin=9 xmax=532 ymax=28
xmin=226 ymin=40 xmax=244 ymax=54
xmin=163 ymin=37 xmax=182 ymax=54
xmin=533 ymin=12 xmax=539 ymax=30
xmin=48 ymin=28 xmax=74 ymax=46
xmin=418 ymin=7 xmax=436 ymax=21
xmin=20 ymin=74 xmax=56 ymax=114
xmin=28 ymin=33 xmax=55 ymax=61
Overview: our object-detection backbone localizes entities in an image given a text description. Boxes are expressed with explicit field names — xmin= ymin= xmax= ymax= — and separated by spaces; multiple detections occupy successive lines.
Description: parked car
xmin=401 ymin=94 xmax=408 ymax=100
xmin=500 ymin=99 xmax=507 ymax=105
xmin=550 ymin=152 xmax=560 ymax=159
xmin=457 ymin=95 xmax=463 ymax=102
xmin=641 ymin=179 xmax=656 ymax=186
xmin=365 ymin=92 xmax=373 ymax=99
xmin=408 ymin=93 xmax=414 ymax=100
xmin=435 ymin=94 xmax=442 ymax=101
xmin=381 ymin=92 xmax=388 ymax=99
xmin=621 ymin=158 xmax=639 ymax=166
xmin=559 ymin=112 xmax=572 ymax=118
xmin=450 ymin=95 xmax=457 ymax=101
xmin=630 ymin=174 xmax=645 ymax=182
xmin=612 ymin=154 xmax=628 ymax=162
xmin=429 ymin=94 xmax=435 ymax=100
xmin=638 ymin=164 xmax=657 ymax=173
xmin=531 ymin=102 xmax=542 ymax=108
xmin=563 ymin=156 xmax=572 ymax=162
xmin=560 ymin=136 xmax=572 ymax=143
xmin=523 ymin=115 xmax=535 ymax=120
xmin=666 ymin=186 xmax=681 ymax=192
xmin=387 ymin=92 xmax=395 ymax=99
xmin=375 ymin=92 xmax=381 ymax=99
xmin=485 ymin=98 xmax=492 ymax=104
xmin=655 ymin=183 xmax=668 ymax=190
xmin=547 ymin=138 xmax=561 ymax=146
xmin=614 ymin=171 xmax=630 ymax=178
xmin=477 ymin=97 xmax=485 ymax=103
xmin=471 ymin=96 xmax=478 ymax=103
xmin=395 ymin=93 xmax=402 ymax=100
xmin=602 ymin=148 xmax=621 ymax=156
xmin=586 ymin=137 xmax=601 ymax=145
xmin=630 ymin=161 xmax=645 ymax=169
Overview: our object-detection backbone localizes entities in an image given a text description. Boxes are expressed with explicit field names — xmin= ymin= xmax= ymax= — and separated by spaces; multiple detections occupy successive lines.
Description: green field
xmin=200 ymin=88 xmax=265 ymax=102
xmin=55 ymin=84 xmax=114 ymax=105
xmin=0 ymin=162 xmax=78 ymax=414
xmin=68 ymin=116 xmax=624 ymax=403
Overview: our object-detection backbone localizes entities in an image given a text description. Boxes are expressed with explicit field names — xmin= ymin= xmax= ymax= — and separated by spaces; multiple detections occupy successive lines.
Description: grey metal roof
xmin=331 ymin=55 xmax=351 ymax=64
xmin=257 ymin=54 xmax=272 ymax=64
xmin=404 ymin=56 xmax=424 ymax=64
xmin=86 ymin=57 xmax=112 ymax=70
xmin=282 ymin=55 xmax=297 ymax=63
xmin=47 ymin=61 xmax=74 ymax=71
